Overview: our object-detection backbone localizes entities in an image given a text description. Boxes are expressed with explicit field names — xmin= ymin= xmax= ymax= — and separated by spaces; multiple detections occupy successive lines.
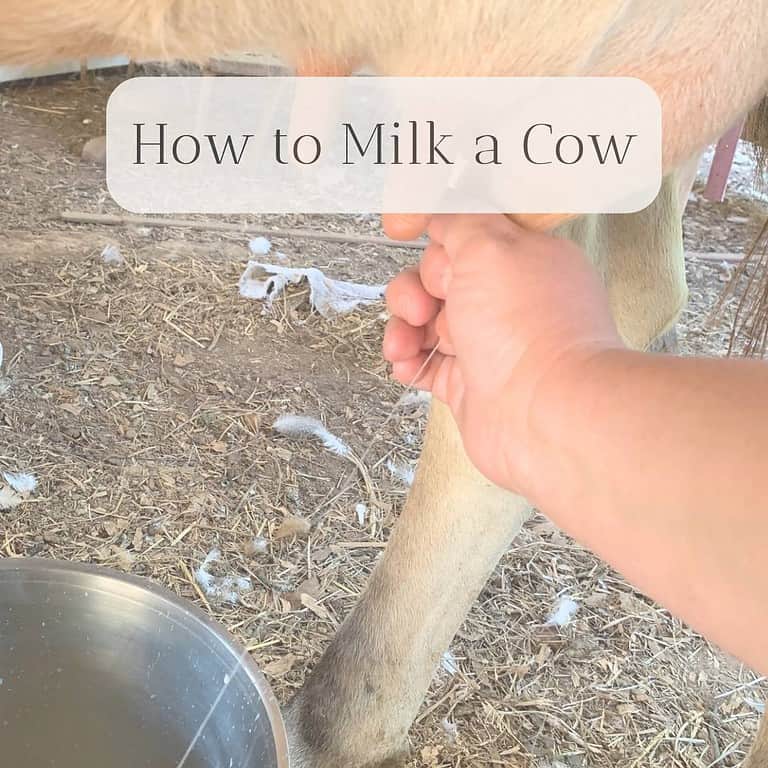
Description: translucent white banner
xmin=106 ymin=77 xmax=661 ymax=214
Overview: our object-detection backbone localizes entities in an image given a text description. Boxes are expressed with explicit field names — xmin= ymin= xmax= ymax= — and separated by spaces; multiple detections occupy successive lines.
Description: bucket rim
xmin=0 ymin=555 xmax=291 ymax=768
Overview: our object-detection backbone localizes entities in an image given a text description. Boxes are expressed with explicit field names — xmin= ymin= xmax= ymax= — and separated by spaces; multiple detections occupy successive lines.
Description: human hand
xmin=383 ymin=214 xmax=623 ymax=494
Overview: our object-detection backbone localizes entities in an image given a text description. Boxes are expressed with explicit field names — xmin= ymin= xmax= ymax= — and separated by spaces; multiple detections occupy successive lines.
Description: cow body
xmin=2 ymin=2 xmax=768 ymax=765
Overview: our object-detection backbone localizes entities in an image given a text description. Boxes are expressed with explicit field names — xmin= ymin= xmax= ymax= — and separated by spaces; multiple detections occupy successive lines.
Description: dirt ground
xmin=1 ymin=71 xmax=768 ymax=768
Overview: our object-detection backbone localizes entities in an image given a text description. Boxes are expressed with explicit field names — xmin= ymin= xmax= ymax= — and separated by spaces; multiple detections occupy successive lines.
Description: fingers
xmin=427 ymin=214 xmax=521 ymax=255
xmin=387 ymin=242 xmax=451 ymax=310
xmin=383 ymin=312 xmax=444 ymax=363
xmin=382 ymin=316 xmax=426 ymax=362
xmin=433 ymin=310 xmax=453 ymax=354
xmin=385 ymin=267 xmax=441 ymax=327
xmin=391 ymin=349 xmax=461 ymax=408
xmin=382 ymin=213 xmax=430 ymax=241
xmin=433 ymin=352 xmax=465 ymax=414
xmin=391 ymin=348 xmax=446 ymax=391
xmin=419 ymin=242 xmax=450 ymax=300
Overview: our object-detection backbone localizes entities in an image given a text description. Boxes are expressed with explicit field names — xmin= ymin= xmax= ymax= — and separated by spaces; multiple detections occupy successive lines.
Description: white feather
xmin=248 ymin=236 xmax=272 ymax=255
xmin=0 ymin=486 xmax=22 ymax=510
xmin=101 ymin=244 xmax=124 ymax=265
xmin=441 ymin=650 xmax=459 ymax=676
xmin=273 ymin=414 xmax=350 ymax=457
xmin=546 ymin=595 xmax=579 ymax=628
xmin=387 ymin=459 xmax=415 ymax=486
xmin=3 ymin=471 xmax=37 ymax=495
xmin=195 ymin=549 xmax=252 ymax=604
xmin=396 ymin=391 xmax=432 ymax=410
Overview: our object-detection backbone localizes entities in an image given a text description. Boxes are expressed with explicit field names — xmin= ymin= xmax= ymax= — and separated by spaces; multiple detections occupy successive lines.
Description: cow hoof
xmin=81 ymin=135 xmax=106 ymax=165
xmin=284 ymin=703 xmax=408 ymax=768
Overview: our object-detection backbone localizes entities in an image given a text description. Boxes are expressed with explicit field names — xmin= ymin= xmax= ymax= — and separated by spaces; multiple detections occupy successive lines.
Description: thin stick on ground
xmin=60 ymin=210 xmax=427 ymax=250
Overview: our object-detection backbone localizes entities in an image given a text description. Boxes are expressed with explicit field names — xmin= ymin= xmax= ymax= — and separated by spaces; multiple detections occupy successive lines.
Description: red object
xmin=703 ymin=119 xmax=746 ymax=202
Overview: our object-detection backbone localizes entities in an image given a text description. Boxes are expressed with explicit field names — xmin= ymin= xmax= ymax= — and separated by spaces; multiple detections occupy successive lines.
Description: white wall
xmin=0 ymin=57 xmax=129 ymax=84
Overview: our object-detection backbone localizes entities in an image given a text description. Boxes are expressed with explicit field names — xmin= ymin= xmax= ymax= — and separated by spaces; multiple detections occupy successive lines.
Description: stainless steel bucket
xmin=0 ymin=557 xmax=290 ymax=768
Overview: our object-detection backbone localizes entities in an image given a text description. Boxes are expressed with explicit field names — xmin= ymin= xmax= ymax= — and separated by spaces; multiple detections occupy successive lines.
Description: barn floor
xmin=1 ymin=72 xmax=768 ymax=768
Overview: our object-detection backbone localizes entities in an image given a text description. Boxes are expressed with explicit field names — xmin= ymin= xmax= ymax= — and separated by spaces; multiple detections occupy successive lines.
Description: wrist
xmin=518 ymin=342 xmax=634 ymax=507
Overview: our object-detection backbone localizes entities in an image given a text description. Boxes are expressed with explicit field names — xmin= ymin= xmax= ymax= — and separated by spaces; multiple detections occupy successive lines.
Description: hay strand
xmin=713 ymin=217 xmax=768 ymax=355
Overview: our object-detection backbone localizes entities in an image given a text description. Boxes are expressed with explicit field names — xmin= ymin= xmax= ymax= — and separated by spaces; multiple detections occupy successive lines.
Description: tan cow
xmin=2 ymin=2 xmax=768 ymax=766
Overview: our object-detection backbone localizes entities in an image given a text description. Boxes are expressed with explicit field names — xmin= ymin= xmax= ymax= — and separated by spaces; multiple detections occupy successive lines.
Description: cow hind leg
xmin=647 ymin=151 xmax=701 ymax=356
xmin=285 ymin=400 xmax=531 ymax=767
xmin=744 ymin=712 xmax=768 ymax=767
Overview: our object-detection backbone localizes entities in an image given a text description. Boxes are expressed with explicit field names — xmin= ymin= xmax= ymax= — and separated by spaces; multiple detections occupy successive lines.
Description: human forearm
xmin=528 ymin=349 xmax=768 ymax=672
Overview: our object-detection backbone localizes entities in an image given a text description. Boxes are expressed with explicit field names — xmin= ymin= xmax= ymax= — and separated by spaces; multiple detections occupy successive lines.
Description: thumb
xmin=382 ymin=214 xmax=430 ymax=241
xmin=428 ymin=214 xmax=523 ymax=260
